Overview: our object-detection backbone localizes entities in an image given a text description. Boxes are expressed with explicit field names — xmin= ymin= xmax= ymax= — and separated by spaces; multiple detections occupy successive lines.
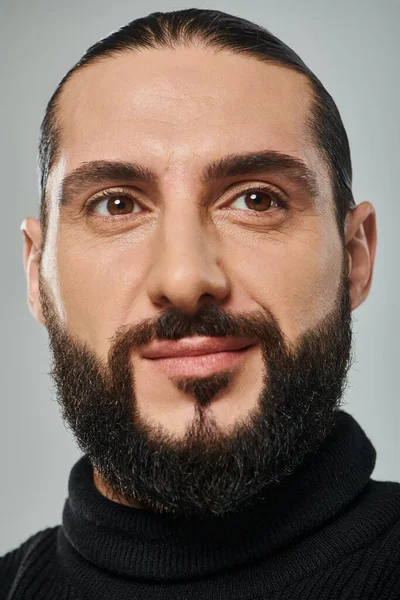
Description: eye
xmin=86 ymin=186 xmax=287 ymax=219
xmin=229 ymin=189 xmax=284 ymax=213
xmin=88 ymin=192 xmax=144 ymax=217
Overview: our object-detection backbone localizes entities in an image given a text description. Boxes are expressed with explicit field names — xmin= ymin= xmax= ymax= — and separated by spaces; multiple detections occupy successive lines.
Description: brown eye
xmin=107 ymin=196 xmax=133 ymax=215
xmin=229 ymin=189 xmax=281 ymax=213
xmin=91 ymin=194 xmax=143 ymax=216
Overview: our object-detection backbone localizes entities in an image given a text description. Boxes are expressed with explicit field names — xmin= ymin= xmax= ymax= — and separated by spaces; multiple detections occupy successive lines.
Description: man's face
xmin=37 ymin=47 xmax=352 ymax=516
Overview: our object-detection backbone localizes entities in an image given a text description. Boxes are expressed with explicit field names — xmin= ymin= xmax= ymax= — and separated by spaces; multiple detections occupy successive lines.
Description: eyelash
xmin=84 ymin=185 xmax=289 ymax=220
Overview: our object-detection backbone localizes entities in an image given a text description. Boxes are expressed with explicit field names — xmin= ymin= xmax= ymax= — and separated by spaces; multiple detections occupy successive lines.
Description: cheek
xmin=226 ymin=227 xmax=343 ymax=343
xmin=57 ymin=234 xmax=148 ymax=358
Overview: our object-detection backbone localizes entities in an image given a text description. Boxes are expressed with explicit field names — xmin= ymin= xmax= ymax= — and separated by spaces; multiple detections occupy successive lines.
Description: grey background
xmin=0 ymin=0 xmax=398 ymax=556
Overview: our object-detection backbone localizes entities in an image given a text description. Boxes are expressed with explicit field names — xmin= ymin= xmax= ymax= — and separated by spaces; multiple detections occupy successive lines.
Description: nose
xmin=146 ymin=210 xmax=230 ymax=313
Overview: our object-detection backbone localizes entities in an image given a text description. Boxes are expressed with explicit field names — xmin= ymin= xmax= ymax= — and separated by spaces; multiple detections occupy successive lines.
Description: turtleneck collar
xmin=59 ymin=410 xmax=376 ymax=585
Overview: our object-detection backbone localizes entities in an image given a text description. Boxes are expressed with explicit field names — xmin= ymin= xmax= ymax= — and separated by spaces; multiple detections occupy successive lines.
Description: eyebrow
xmin=57 ymin=150 xmax=319 ymax=208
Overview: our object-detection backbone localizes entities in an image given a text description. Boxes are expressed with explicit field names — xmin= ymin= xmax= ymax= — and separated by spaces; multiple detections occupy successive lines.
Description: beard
xmin=38 ymin=250 xmax=353 ymax=519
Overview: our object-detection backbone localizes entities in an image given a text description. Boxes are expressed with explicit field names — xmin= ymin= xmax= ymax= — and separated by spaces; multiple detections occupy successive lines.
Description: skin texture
xmin=21 ymin=46 xmax=377 ymax=514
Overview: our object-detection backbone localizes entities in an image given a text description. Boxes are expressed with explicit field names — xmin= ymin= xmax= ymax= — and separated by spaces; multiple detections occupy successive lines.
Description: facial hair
xmin=38 ymin=251 xmax=353 ymax=519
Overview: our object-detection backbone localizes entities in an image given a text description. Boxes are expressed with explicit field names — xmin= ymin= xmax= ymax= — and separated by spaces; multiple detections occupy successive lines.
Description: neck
xmin=93 ymin=469 xmax=148 ymax=510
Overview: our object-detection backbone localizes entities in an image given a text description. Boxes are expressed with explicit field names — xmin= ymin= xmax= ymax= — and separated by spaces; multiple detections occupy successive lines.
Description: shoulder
xmin=370 ymin=516 xmax=400 ymax=598
xmin=364 ymin=479 xmax=400 ymax=552
xmin=361 ymin=480 xmax=400 ymax=598
xmin=0 ymin=527 xmax=59 ymax=600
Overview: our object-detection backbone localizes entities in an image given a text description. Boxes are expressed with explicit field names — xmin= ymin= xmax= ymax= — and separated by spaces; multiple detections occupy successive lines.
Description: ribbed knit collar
xmin=60 ymin=410 xmax=376 ymax=585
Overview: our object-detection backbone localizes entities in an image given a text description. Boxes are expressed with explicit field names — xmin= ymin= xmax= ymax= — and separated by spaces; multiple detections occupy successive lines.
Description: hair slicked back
xmin=38 ymin=8 xmax=355 ymax=246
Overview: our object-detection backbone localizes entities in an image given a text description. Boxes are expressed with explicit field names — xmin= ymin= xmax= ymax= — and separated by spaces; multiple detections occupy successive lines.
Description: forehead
xmin=56 ymin=47 xmax=325 ymax=185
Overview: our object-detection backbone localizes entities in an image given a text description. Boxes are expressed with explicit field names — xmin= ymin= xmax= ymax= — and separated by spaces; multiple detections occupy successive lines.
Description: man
xmin=1 ymin=7 xmax=398 ymax=599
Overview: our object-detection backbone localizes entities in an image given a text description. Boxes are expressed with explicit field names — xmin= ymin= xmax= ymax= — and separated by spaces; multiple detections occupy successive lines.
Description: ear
xmin=344 ymin=201 xmax=377 ymax=311
xmin=20 ymin=217 xmax=46 ymax=325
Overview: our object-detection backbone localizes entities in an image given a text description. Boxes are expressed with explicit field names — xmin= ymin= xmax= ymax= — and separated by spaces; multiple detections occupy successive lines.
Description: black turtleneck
xmin=2 ymin=410 xmax=400 ymax=599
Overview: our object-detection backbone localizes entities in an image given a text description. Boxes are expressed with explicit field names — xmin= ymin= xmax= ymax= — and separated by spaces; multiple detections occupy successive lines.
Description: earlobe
xmin=344 ymin=202 xmax=377 ymax=311
xmin=20 ymin=217 xmax=46 ymax=326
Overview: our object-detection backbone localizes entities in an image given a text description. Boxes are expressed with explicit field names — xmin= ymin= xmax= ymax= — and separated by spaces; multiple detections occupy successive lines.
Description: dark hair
xmin=38 ymin=8 xmax=355 ymax=246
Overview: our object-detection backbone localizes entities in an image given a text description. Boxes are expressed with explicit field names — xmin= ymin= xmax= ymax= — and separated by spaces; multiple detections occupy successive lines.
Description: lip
xmin=140 ymin=337 xmax=257 ymax=378
xmin=141 ymin=336 xmax=256 ymax=359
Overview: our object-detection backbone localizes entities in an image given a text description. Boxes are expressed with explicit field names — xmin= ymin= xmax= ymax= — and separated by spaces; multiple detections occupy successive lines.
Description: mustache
xmin=108 ymin=305 xmax=286 ymax=362
xmin=106 ymin=305 xmax=287 ymax=399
